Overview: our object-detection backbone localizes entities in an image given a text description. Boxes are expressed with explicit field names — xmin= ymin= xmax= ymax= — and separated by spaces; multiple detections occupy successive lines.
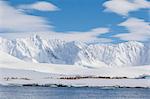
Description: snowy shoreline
xmin=1 ymin=74 xmax=150 ymax=88
xmin=1 ymin=82 xmax=150 ymax=89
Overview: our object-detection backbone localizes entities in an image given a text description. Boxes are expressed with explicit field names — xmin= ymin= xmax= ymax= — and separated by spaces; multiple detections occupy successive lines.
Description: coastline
xmin=1 ymin=78 xmax=150 ymax=88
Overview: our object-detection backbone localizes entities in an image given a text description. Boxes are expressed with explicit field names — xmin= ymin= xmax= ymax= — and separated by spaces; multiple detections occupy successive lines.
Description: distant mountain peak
xmin=0 ymin=35 xmax=150 ymax=67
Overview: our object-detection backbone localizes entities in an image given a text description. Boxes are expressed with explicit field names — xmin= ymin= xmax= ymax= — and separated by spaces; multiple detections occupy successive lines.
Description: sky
xmin=0 ymin=0 xmax=150 ymax=43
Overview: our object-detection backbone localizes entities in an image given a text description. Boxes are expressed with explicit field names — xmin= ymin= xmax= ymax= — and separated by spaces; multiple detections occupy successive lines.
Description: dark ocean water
xmin=0 ymin=86 xmax=150 ymax=99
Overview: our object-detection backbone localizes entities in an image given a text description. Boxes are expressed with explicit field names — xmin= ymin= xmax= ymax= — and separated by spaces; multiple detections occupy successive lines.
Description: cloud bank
xmin=114 ymin=17 xmax=150 ymax=41
xmin=103 ymin=0 xmax=150 ymax=16
xmin=0 ymin=27 xmax=111 ymax=43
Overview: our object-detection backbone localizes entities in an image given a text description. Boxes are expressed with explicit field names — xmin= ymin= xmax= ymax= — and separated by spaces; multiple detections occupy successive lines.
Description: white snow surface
xmin=0 ymin=67 xmax=150 ymax=87
xmin=1 ymin=35 xmax=150 ymax=67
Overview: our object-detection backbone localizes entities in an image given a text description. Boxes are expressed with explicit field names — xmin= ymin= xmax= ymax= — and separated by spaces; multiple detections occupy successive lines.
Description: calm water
xmin=0 ymin=86 xmax=150 ymax=99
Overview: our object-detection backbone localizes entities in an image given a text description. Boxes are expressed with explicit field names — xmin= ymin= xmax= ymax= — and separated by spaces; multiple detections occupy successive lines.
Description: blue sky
xmin=0 ymin=0 xmax=150 ymax=43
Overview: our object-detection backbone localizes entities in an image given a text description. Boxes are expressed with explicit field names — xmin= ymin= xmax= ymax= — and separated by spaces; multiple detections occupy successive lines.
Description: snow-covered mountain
xmin=0 ymin=35 xmax=150 ymax=67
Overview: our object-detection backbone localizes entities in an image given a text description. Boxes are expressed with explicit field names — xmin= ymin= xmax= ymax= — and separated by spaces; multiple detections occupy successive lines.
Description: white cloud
xmin=103 ymin=0 xmax=150 ymax=16
xmin=0 ymin=0 xmax=52 ymax=33
xmin=0 ymin=27 xmax=111 ymax=43
xmin=55 ymin=27 xmax=111 ymax=43
xmin=114 ymin=17 xmax=150 ymax=41
xmin=18 ymin=1 xmax=59 ymax=11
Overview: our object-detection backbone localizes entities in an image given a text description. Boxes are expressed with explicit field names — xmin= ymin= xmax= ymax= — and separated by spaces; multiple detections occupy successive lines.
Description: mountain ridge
xmin=0 ymin=35 xmax=150 ymax=67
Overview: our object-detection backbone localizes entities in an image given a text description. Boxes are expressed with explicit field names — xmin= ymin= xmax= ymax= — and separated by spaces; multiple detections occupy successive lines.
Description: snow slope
xmin=0 ymin=35 xmax=150 ymax=67
xmin=0 ymin=51 xmax=150 ymax=78
xmin=0 ymin=51 xmax=150 ymax=87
